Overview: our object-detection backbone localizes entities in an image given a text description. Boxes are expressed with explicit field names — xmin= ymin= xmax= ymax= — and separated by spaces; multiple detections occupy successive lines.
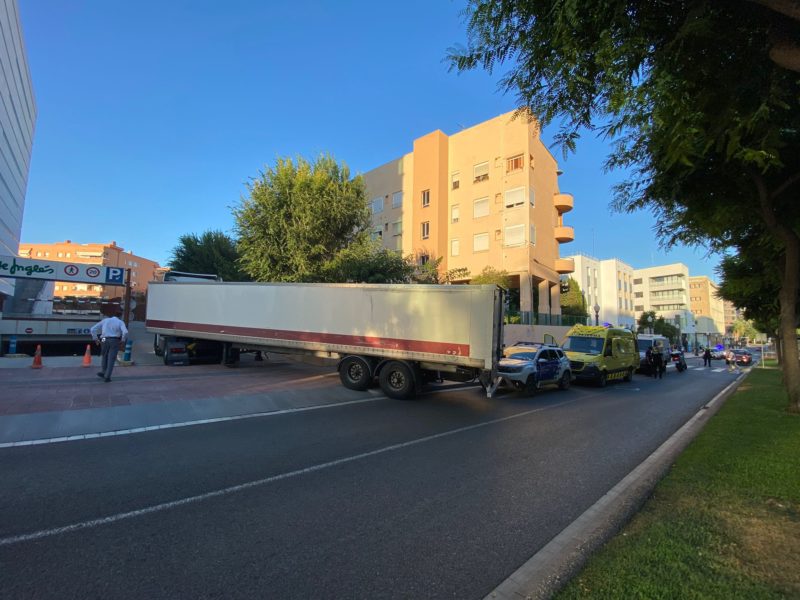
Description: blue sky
xmin=18 ymin=0 xmax=721 ymax=280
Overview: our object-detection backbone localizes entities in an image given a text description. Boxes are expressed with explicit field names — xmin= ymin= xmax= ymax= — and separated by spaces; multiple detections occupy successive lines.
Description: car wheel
xmin=598 ymin=371 xmax=607 ymax=387
xmin=339 ymin=356 xmax=372 ymax=391
xmin=558 ymin=371 xmax=571 ymax=390
xmin=524 ymin=374 xmax=538 ymax=395
xmin=623 ymin=368 xmax=633 ymax=382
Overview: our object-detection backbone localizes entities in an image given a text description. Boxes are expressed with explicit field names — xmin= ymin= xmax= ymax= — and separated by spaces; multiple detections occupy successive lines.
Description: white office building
xmin=0 ymin=0 xmax=36 ymax=304
xmin=566 ymin=254 xmax=636 ymax=329
xmin=633 ymin=263 xmax=698 ymax=348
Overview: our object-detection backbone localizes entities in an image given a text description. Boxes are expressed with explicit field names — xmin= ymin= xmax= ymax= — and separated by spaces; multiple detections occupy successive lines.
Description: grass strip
xmin=555 ymin=368 xmax=800 ymax=599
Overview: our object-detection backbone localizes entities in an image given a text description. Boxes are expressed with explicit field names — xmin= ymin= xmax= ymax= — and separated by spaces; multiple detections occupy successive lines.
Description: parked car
xmin=733 ymin=349 xmax=753 ymax=366
xmin=497 ymin=343 xmax=572 ymax=394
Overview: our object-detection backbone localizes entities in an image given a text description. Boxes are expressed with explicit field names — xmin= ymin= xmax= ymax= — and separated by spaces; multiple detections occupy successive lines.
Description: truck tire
xmin=623 ymin=368 xmax=633 ymax=382
xmin=153 ymin=334 xmax=163 ymax=357
xmin=598 ymin=371 xmax=608 ymax=387
xmin=339 ymin=356 xmax=372 ymax=391
xmin=379 ymin=361 xmax=416 ymax=400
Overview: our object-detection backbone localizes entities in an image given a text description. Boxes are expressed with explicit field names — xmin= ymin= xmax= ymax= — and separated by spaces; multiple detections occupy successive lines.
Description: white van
xmin=636 ymin=334 xmax=671 ymax=373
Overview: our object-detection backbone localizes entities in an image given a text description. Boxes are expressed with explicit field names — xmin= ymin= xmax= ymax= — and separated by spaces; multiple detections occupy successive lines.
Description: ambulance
xmin=561 ymin=324 xmax=638 ymax=386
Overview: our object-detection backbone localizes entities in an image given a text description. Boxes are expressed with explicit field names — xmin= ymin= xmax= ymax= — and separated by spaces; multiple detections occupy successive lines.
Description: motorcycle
xmin=671 ymin=350 xmax=688 ymax=372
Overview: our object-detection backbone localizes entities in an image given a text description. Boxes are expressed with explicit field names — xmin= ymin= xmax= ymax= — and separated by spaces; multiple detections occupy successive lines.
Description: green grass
xmin=556 ymin=368 xmax=800 ymax=599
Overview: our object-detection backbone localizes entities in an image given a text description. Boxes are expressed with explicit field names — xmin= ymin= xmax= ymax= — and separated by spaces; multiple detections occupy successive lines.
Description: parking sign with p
xmin=105 ymin=267 xmax=126 ymax=284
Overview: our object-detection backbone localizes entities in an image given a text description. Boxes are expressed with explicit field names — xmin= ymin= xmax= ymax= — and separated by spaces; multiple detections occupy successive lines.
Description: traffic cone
xmin=31 ymin=344 xmax=43 ymax=369
xmin=82 ymin=344 xmax=92 ymax=367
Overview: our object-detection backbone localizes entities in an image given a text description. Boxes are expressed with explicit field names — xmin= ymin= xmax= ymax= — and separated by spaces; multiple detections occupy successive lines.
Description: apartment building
xmin=566 ymin=254 xmax=636 ymax=328
xmin=362 ymin=111 xmax=575 ymax=323
xmin=633 ymin=262 xmax=698 ymax=346
xmin=688 ymin=275 xmax=725 ymax=346
xmin=18 ymin=240 xmax=160 ymax=299
xmin=0 ymin=0 xmax=36 ymax=306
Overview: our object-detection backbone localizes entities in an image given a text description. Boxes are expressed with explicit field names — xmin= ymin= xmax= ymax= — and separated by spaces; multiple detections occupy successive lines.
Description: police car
xmin=498 ymin=342 xmax=572 ymax=394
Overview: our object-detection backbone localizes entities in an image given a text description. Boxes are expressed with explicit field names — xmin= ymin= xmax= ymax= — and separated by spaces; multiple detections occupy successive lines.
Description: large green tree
xmin=320 ymin=241 xmax=415 ymax=284
xmin=560 ymin=277 xmax=588 ymax=318
xmin=168 ymin=230 xmax=249 ymax=281
xmin=234 ymin=155 xmax=370 ymax=282
xmin=449 ymin=1 xmax=800 ymax=411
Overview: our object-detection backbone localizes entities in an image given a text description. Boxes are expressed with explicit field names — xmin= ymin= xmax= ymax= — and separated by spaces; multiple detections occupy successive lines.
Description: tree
xmin=234 ymin=155 xmax=370 ymax=282
xmin=168 ymin=230 xmax=249 ymax=281
xmin=637 ymin=310 xmax=678 ymax=341
xmin=470 ymin=266 xmax=512 ymax=288
xmin=320 ymin=241 xmax=415 ymax=284
xmin=449 ymin=1 xmax=800 ymax=411
xmin=560 ymin=277 xmax=588 ymax=318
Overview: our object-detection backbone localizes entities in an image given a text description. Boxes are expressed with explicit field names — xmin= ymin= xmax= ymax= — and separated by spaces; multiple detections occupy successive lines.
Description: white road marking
xmin=0 ymin=396 xmax=577 ymax=547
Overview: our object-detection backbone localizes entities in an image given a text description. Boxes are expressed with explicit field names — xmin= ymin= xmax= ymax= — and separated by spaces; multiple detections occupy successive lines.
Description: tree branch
xmin=772 ymin=170 xmax=800 ymax=199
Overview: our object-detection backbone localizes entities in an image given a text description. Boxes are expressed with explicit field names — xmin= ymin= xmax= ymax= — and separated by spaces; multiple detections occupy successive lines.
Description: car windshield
xmin=503 ymin=352 xmax=537 ymax=361
xmin=563 ymin=336 xmax=603 ymax=355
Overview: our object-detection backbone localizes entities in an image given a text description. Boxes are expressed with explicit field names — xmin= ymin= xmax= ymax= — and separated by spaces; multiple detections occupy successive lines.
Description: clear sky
xmin=17 ymin=0 xmax=722 ymax=281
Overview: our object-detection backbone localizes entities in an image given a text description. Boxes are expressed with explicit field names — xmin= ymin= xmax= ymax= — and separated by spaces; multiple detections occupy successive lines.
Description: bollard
xmin=122 ymin=339 xmax=133 ymax=362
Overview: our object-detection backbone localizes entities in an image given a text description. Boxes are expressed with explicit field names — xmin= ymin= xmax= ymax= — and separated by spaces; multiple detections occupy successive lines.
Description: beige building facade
xmin=362 ymin=112 xmax=575 ymax=323
xmin=688 ymin=276 xmax=725 ymax=346
xmin=18 ymin=240 xmax=160 ymax=299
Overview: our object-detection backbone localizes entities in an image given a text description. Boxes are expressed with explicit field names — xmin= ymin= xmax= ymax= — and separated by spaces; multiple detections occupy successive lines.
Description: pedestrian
xmin=726 ymin=349 xmax=736 ymax=373
xmin=90 ymin=310 xmax=128 ymax=382
xmin=703 ymin=347 xmax=712 ymax=367
xmin=651 ymin=344 xmax=664 ymax=379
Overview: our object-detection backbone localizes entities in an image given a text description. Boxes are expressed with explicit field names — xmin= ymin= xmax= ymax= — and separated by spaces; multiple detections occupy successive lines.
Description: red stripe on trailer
xmin=146 ymin=319 xmax=470 ymax=357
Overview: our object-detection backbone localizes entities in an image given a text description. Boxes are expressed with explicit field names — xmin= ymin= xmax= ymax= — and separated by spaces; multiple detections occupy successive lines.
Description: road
xmin=0 ymin=361 xmax=739 ymax=599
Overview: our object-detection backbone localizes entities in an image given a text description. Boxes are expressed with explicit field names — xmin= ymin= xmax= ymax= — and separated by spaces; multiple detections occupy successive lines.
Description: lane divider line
xmin=0 ymin=396 xmax=576 ymax=547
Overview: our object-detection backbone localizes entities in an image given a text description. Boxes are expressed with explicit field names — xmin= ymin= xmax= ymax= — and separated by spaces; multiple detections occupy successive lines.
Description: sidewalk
xmin=0 ymin=321 xmax=362 ymax=446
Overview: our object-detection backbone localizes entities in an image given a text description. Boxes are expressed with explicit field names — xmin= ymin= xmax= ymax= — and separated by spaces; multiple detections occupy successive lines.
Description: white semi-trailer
xmin=145 ymin=281 xmax=505 ymax=399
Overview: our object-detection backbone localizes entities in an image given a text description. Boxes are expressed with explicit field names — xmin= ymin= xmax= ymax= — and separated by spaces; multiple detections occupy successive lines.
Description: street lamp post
xmin=694 ymin=320 xmax=699 ymax=353
xmin=647 ymin=314 xmax=654 ymax=334
xmin=593 ymin=303 xmax=600 ymax=326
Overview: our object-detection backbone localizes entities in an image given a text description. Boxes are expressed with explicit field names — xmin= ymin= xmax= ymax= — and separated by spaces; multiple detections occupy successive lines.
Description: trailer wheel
xmin=153 ymin=334 xmax=163 ymax=357
xmin=339 ymin=356 xmax=372 ymax=391
xmin=379 ymin=361 xmax=416 ymax=400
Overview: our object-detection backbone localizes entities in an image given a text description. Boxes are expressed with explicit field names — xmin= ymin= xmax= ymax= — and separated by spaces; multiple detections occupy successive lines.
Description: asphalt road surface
xmin=0 ymin=363 xmax=738 ymax=599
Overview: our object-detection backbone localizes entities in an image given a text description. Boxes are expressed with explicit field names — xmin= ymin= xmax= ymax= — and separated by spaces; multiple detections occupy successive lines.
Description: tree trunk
xmin=776 ymin=233 xmax=800 ymax=413
xmin=754 ymin=173 xmax=800 ymax=412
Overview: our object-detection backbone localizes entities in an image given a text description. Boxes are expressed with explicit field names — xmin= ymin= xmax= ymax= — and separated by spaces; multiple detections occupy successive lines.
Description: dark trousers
xmin=100 ymin=337 xmax=122 ymax=380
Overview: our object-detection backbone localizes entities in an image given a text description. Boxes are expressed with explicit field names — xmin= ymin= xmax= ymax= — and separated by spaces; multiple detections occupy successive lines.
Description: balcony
xmin=553 ymin=193 xmax=573 ymax=214
xmin=554 ymin=258 xmax=575 ymax=274
xmin=554 ymin=226 xmax=575 ymax=243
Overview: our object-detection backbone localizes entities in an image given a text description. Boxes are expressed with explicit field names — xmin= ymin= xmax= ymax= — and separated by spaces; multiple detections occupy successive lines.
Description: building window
xmin=504 ymin=224 xmax=525 ymax=246
xmin=473 ymin=197 xmax=489 ymax=218
xmin=473 ymin=232 xmax=489 ymax=252
xmin=473 ymin=161 xmax=489 ymax=183
xmin=451 ymin=172 xmax=460 ymax=190
xmin=371 ymin=197 xmax=383 ymax=213
xmin=504 ymin=186 xmax=526 ymax=208
xmin=506 ymin=154 xmax=524 ymax=173
xmin=529 ymin=189 xmax=535 ymax=206
xmin=57 ymin=252 xmax=63 ymax=258
xmin=392 ymin=191 xmax=403 ymax=209
xmin=633 ymin=278 xmax=642 ymax=284
xmin=451 ymin=205 xmax=460 ymax=223
xmin=420 ymin=254 xmax=430 ymax=266
xmin=634 ymin=305 xmax=644 ymax=311
xmin=392 ymin=220 xmax=402 ymax=236
xmin=421 ymin=221 xmax=430 ymax=239
xmin=451 ymin=239 xmax=460 ymax=256
xmin=66 ymin=252 xmax=71 ymax=258
xmin=530 ymin=224 xmax=536 ymax=245
xmin=370 ymin=228 xmax=383 ymax=241
xmin=422 ymin=189 xmax=430 ymax=207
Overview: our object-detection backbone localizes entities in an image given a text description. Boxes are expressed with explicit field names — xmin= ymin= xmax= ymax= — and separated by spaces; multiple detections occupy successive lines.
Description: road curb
xmin=485 ymin=372 xmax=746 ymax=600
